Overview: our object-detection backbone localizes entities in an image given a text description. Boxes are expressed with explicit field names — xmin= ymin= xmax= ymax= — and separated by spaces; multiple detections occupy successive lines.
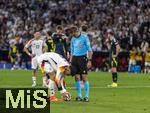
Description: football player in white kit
xmin=37 ymin=52 xmax=74 ymax=101
xmin=24 ymin=32 xmax=47 ymax=87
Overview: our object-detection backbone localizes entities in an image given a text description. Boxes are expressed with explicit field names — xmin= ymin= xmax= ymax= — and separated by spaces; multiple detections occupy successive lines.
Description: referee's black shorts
xmin=71 ymin=55 xmax=88 ymax=75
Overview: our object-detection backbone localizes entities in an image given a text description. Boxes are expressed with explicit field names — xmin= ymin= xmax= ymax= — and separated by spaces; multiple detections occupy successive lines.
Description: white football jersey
xmin=37 ymin=52 xmax=69 ymax=70
xmin=25 ymin=38 xmax=45 ymax=56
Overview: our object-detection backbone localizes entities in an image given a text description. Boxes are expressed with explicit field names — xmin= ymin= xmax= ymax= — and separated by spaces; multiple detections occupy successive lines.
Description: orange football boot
xmin=48 ymin=96 xmax=62 ymax=102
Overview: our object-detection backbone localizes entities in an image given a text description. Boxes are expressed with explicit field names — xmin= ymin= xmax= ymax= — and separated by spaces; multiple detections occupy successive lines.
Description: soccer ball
xmin=62 ymin=92 xmax=71 ymax=101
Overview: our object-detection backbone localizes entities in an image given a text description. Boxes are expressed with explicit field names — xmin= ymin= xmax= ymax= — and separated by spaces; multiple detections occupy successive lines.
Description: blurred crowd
xmin=0 ymin=0 xmax=150 ymax=50
xmin=0 ymin=0 xmax=150 ymax=72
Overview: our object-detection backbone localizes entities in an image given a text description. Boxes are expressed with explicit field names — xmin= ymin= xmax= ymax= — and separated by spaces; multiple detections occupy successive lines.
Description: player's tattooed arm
xmin=24 ymin=40 xmax=34 ymax=57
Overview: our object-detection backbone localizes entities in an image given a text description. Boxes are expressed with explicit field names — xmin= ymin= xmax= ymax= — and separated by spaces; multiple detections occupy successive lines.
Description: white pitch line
xmin=68 ymin=86 xmax=150 ymax=89
xmin=0 ymin=85 xmax=150 ymax=89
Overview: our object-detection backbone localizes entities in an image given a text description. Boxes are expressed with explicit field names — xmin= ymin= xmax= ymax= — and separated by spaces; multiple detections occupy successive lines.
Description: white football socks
xmin=32 ymin=76 xmax=36 ymax=84
xmin=47 ymin=79 xmax=55 ymax=96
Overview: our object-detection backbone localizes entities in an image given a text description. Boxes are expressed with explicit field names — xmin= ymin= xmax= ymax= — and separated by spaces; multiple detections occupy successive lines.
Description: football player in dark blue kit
xmin=52 ymin=25 xmax=68 ymax=58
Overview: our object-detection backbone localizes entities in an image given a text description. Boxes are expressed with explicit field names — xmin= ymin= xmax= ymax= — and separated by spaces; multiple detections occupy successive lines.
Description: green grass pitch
xmin=0 ymin=69 xmax=150 ymax=113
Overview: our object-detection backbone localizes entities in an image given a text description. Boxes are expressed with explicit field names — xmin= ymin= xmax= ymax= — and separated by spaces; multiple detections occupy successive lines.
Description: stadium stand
xmin=0 ymin=0 xmax=149 ymax=72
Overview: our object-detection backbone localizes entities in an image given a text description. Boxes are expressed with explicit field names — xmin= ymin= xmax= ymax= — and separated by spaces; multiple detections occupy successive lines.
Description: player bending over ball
xmin=37 ymin=52 xmax=76 ymax=101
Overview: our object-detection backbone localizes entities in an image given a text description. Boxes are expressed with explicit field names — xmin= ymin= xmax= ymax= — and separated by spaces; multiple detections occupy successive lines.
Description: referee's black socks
xmin=112 ymin=72 xmax=118 ymax=83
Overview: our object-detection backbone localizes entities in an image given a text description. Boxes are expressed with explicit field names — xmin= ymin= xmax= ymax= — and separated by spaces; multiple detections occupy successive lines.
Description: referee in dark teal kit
xmin=70 ymin=26 xmax=92 ymax=102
